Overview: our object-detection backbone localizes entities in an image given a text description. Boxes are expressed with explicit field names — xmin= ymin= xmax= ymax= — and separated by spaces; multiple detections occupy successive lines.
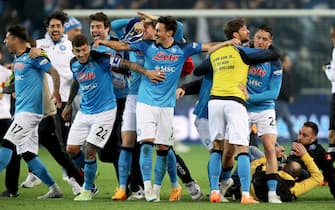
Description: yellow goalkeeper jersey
xmin=210 ymin=46 xmax=248 ymax=101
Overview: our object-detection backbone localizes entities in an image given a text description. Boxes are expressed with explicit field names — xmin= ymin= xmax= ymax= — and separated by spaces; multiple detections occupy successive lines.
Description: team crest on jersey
xmin=14 ymin=62 xmax=25 ymax=70
xmin=59 ymin=45 xmax=67 ymax=51
xmin=171 ymin=47 xmax=177 ymax=53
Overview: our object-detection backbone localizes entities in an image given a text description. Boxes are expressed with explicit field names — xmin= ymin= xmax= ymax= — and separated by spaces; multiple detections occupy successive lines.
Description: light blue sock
xmin=83 ymin=159 xmax=97 ymax=190
xmin=0 ymin=147 xmax=13 ymax=172
xmin=72 ymin=150 xmax=85 ymax=169
xmin=139 ymin=144 xmax=153 ymax=182
xmin=28 ymin=157 xmax=55 ymax=187
xmin=118 ymin=148 xmax=132 ymax=188
xmin=167 ymin=148 xmax=177 ymax=184
xmin=208 ymin=151 xmax=222 ymax=191
xmin=154 ymin=151 xmax=168 ymax=185
xmin=237 ymin=154 xmax=251 ymax=192
xmin=267 ymin=179 xmax=278 ymax=192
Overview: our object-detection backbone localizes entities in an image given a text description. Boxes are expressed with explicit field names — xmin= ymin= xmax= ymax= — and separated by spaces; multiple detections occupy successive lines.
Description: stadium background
xmin=1 ymin=0 xmax=335 ymax=142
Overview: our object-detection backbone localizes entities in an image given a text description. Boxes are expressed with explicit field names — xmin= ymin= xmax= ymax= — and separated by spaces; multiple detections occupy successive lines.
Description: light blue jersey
xmin=130 ymin=40 xmax=202 ymax=107
xmin=70 ymin=51 xmax=117 ymax=114
xmin=14 ymin=49 xmax=52 ymax=114
xmin=246 ymin=59 xmax=282 ymax=112
xmin=111 ymin=19 xmax=144 ymax=95
xmin=193 ymin=72 xmax=212 ymax=119
xmin=111 ymin=19 xmax=185 ymax=96
xmin=92 ymin=36 xmax=129 ymax=99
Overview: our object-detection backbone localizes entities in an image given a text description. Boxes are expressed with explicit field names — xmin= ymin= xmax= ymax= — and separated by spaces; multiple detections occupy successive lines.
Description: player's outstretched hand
xmin=291 ymin=142 xmax=307 ymax=157
xmin=61 ymin=104 xmax=72 ymax=121
xmin=51 ymin=91 xmax=62 ymax=109
xmin=93 ymin=39 xmax=106 ymax=49
xmin=176 ymin=88 xmax=185 ymax=100
xmin=145 ymin=70 xmax=165 ymax=83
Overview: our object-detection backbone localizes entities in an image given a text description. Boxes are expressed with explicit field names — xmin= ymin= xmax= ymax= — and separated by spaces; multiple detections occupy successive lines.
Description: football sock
xmin=83 ymin=159 xmax=97 ymax=190
xmin=139 ymin=143 xmax=153 ymax=182
xmin=28 ymin=157 xmax=55 ymax=187
xmin=118 ymin=147 xmax=133 ymax=189
xmin=208 ymin=150 xmax=222 ymax=191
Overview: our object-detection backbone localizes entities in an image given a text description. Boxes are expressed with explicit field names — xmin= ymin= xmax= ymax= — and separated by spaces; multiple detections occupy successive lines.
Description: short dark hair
xmin=157 ymin=16 xmax=177 ymax=36
xmin=284 ymin=160 xmax=302 ymax=178
xmin=45 ymin=10 xmax=69 ymax=27
xmin=26 ymin=37 xmax=36 ymax=48
xmin=7 ymin=25 xmax=28 ymax=41
xmin=255 ymin=24 xmax=273 ymax=38
xmin=303 ymin=121 xmax=319 ymax=136
xmin=72 ymin=34 xmax=89 ymax=48
xmin=89 ymin=12 xmax=110 ymax=28
xmin=224 ymin=19 xmax=246 ymax=40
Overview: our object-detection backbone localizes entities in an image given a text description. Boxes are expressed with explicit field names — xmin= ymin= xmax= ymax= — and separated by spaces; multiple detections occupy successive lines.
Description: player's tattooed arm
xmin=119 ymin=59 xmax=166 ymax=84
xmin=47 ymin=67 xmax=61 ymax=108
xmin=62 ymin=80 xmax=79 ymax=121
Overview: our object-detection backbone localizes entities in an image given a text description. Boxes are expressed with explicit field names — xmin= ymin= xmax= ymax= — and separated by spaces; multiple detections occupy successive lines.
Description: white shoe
xmin=127 ymin=186 xmax=145 ymax=200
xmin=220 ymin=178 xmax=234 ymax=202
xmin=74 ymin=190 xmax=93 ymax=201
xmin=21 ymin=172 xmax=42 ymax=188
xmin=154 ymin=189 xmax=160 ymax=202
xmin=67 ymin=177 xmax=82 ymax=195
xmin=37 ymin=184 xmax=63 ymax=199
xmin=268 ymin=193 xmax=282 ymax=203
xmin=185 ymin=181 xmax=203 ymax=200
xmin=144 ymin=188 xmax=157 ymax=202
xmin=74 ymin=185 xmax=99 ymax=201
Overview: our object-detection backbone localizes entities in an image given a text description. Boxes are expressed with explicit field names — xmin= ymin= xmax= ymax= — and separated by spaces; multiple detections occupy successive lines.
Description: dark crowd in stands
xmin=0 ymin=0 xmax=335 ymax=92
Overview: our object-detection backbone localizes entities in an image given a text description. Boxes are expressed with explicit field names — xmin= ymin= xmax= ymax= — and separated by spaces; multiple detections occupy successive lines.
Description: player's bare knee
xmin=156 ymin=144 xmax=169 ymax=151
xmin=66 ymin=145 xmax=81 ymax=157
xmin=85 ymin=143 xmax=97 ymax=160
xmin=212 ymin=140 xmax=224 ymax=151
xmin=122 ymin=139 xmax=136 ymax=148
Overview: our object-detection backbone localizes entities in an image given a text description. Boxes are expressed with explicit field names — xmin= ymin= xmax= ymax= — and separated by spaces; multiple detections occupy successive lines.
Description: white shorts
xmin=67 ymin=109 xmax=116 ymax=148
xmin=136 ymin=102 xmax=175 ymax=146
xmin=121 ymin=94 xmax=137 ymax=132
xmin=248 ymin=109 xmax=277 ymax=136
xmin=4 ymin=112 xmax=43 ymax=155
xmin=208 ymin=99 xmax=249 ymax=146
xmin=194 ymin=117 xmax=213 ymax=151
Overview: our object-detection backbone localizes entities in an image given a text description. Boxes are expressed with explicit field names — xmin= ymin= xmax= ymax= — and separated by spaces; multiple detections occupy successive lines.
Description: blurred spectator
xmin=130 ymin=0 xmax=152 ymax=9
xmin=193 ymin=0 xmax=211 ymax=43
xmin=7 ymin=0 xmax=45 ymax=38
xmin=64 ymin=16 xmax=82 ymax=41
xmin=275 ymin=53 xmax=297 ymax=141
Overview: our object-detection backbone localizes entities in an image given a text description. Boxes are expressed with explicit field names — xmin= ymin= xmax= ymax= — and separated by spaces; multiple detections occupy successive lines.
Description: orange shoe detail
xmin=112 ymin=188 xmax=126 ymax=201
xmin=169 ymin=186 xmax=182 ymax=201
xmin=241 ymin=195 xmax=259 ymax=204
xmin=210 ymin=190 xmax=220 ymax=203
